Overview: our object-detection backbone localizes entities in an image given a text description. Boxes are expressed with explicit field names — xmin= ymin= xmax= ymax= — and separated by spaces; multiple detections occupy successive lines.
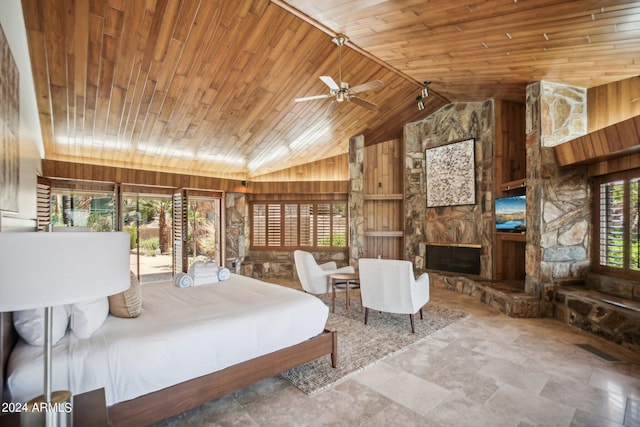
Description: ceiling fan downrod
xmin=332 ymin=34 xmax=348 ymax=87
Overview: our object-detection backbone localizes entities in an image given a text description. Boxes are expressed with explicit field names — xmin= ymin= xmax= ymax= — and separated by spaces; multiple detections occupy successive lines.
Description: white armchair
xmin=358 ymin=258 xmax=430 ymax=333
xmin=294 ymin=250 xmax=355 ymax=294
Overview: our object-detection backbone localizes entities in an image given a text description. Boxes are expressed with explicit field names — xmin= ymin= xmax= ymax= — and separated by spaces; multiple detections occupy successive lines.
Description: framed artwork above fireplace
xmin=425 ymin=138 xmax=475 ymax=207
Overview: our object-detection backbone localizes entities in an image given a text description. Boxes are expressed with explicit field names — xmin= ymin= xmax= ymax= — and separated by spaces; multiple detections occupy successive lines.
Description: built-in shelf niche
xmin=363 ymin=139 xmax=404 ymax=260
xmin=494 ymin=100 xmax=527 ymax=282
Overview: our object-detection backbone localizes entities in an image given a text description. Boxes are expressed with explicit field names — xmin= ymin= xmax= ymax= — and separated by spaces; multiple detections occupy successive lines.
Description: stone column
xmin=225 ymin=192 xmax=248 ymax=273
xmin=525 ymin=81 xmax=590 ymax=300
xmin=403 ymin=120 xmax=426 ymax=269
xmin=348 ymin=135 xmax=364 ymax=264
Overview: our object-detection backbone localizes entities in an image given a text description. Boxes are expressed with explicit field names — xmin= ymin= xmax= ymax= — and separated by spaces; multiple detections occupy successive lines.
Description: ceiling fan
xmin=294 ymin=34 xmax=383 ymax=111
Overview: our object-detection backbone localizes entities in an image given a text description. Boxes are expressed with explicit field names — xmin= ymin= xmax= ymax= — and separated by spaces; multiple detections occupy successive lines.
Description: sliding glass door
xmin=48 ymin=182 xmax=223 ymax=282
xmin=187 ymin=196 xmax=222 ymax=267
xmin=122 ymin=193 xmax=173 ymax=283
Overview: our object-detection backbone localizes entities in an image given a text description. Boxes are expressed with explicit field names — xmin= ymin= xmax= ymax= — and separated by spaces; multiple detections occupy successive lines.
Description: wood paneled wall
xmin=41 ymin=160 xmax=348 ymax=194
xmin=494 ymin=100 xmax=526 ymax=193
xmin=588 ymin=76 xmax=640 ymax=133
xmin=250 ymin=154 xmax=349 ymax=182
xmin=42 ymin=160 xmax=248 ymax=192
xmin=554 ymin=116 xmax=640 ymax=169
xmin=364 ymin=139 xmax=403 ymax=194
xmin=362 ymin=139 xmax=404 ymax=259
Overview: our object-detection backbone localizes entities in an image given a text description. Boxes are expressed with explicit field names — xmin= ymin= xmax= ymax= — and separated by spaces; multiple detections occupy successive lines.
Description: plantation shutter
xmin=300 ymin=204 xmax=313 ymax=246
xmin=252 ymin=204 xmax=266 ymax=246
xmin=316 ymin=203 xmax=331 ymax=247
xmin=36 ymin=177 xmax=51 ymax=231
xmin=267 ymin=204 xmax=281 ymax=246
xmin=173 ymin=189 xmax=188 ymax=274
xmin=332 ymin=203 xmax=347 ymax=247
xmin=599 ymin=180 xmax=624 ymax=268
xmin=631 ymin=178 xmax=640 ymax=271
xmin=284 ymin=204 xmax=298 ymax=246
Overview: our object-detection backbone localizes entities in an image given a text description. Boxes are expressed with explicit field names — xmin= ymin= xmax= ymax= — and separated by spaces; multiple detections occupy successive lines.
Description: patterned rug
xmin=280 ymin=293 xmax=468 ymax=395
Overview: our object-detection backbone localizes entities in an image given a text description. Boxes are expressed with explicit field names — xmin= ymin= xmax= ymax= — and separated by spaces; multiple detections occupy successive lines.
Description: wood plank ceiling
xmin=21 ymin=0 xmax=640 ymax=181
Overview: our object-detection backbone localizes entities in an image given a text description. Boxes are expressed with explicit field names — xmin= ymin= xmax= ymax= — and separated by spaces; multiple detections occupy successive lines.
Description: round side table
xmin=330 ymin=272 xmax=360 ymax=314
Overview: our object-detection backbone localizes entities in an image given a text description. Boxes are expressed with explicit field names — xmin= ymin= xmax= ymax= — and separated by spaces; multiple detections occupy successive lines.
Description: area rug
xmin=280 ymin=294 xmax=468 ymax=395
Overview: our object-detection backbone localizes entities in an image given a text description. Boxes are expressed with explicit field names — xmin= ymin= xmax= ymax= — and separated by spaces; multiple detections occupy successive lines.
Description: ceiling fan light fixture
xmin=293 ymin=33 xmax=382 ymax=111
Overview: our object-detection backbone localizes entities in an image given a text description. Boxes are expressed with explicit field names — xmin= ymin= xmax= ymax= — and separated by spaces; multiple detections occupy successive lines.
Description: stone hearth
xmin=429 ymin=272 xmax=541 ymax=318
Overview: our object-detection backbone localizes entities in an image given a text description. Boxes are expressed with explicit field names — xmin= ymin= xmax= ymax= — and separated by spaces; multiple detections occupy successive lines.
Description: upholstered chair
xmin=358 ymin=258 xmax=430 ymax=333
xmin=294 ymin=250 xmax=355 ymax=294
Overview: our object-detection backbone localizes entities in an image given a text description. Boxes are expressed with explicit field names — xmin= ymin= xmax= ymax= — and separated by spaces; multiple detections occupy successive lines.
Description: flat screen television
xmin=495 ymin=195 xmax=526 ymax=232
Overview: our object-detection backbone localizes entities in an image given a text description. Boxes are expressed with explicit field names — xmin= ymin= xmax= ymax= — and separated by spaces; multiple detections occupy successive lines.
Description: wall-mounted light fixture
xmin=416 ymin=81 xmax=431 ymax=110
xmin=421 ymin=81 xmax=430 ymax=98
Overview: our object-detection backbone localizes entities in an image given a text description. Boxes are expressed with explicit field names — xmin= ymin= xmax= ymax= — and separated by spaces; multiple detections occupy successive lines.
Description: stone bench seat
xmin=554 ymin=285 xmax=640 ymax=352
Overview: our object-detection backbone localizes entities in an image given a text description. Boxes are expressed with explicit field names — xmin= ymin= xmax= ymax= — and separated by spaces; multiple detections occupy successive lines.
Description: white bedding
xmin=7 ymin=274 xmax=329 ymax=406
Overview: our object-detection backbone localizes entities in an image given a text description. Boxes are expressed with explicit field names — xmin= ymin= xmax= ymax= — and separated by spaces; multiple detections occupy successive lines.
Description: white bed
xmin=6 ymin=274 xmax=329 ymax=408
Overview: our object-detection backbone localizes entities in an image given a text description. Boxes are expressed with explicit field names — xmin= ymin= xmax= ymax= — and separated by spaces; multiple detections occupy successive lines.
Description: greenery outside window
xmin=594 ymin=169 xmax=640 ymax=278
xmin=50 ymin=189 xmax=116 ymax=231
xmin=251 ymin=201 xmax=347 ymax=249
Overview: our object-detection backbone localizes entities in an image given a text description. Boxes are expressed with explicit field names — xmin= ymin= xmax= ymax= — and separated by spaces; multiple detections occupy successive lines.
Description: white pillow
xmin=13 ymin=306 xmax=69 ymax=346
xmin=69 ymin=297 xmax=109 ymax=339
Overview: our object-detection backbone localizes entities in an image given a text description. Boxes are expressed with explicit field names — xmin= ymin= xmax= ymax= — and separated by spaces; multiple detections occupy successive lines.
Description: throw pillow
xmin=108 ymin=270 xmax=142 ymax=318
xmin=13 ymin=305 xmax=69 ymax=346
xmin=69 ymin=297 xmax=109 ymax=339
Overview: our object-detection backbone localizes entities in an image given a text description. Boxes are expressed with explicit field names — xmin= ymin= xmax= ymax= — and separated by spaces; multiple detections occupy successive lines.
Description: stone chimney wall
xmin=404 ymin=101 xmax=494 ymax=277
xmin=525 ymin=82 xmax=590 ymax=296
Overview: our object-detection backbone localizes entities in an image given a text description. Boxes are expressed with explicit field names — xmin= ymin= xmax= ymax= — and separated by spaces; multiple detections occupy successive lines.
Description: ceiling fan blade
xmin=349 ymin=80 xmax=384 ymax=94
xmin=319 ymin=75 xmax=340 ymax=91
xmin=294 ymin=93 xmax=333 ymax=102
xmin=349 ymin=96 xmax=377 ymax=110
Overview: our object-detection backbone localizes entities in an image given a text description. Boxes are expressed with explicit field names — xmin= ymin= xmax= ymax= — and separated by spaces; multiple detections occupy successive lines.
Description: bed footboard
xmin=107 ymin=329 xmax=337 ymax=426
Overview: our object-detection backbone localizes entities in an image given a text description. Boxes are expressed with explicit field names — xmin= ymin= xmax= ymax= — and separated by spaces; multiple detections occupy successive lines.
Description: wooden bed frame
xmin=1 ymin=312 xmax=337 ymax=426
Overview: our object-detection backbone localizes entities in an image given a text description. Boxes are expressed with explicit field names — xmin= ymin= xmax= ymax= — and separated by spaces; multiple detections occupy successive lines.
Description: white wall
xmin=0 ymin=0 xmax=43 ymax=220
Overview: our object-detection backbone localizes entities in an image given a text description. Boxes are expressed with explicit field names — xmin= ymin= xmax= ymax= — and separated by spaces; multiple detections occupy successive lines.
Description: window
xmin=50 ymin=189 xmax=116 ymax=231
xmin=594 ymin=169 xmax=640 ymax=278
xmin=251 ymin=201 xmax=347 ymax=249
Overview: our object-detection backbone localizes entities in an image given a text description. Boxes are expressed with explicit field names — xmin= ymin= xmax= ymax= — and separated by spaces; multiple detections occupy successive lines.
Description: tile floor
xmin=155 ymin=286 xmax=640 ymax=427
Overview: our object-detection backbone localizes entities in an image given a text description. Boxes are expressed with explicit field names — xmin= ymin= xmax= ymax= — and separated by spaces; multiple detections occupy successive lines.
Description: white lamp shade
xmin=0 ymin=232 xmax=130 ymax=311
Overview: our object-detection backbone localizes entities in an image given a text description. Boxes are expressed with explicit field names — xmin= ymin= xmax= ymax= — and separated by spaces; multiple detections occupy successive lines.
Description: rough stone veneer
xmin=555 ymin=286 xmax=640 ymax=352
xmin=404 ymin=102 xmax=494 ymax=278
xmin=525 ymin=82 xmax=590 ymax=297
xmin=225 ymin=192 xmax=248 ymax=273
xmin=539 ymin=82 xmax=587 ymax=147
xmin=348 ymin=135 xmax=365 ymax=264
xmin=430 ymin=272 xmax=542 ymax=318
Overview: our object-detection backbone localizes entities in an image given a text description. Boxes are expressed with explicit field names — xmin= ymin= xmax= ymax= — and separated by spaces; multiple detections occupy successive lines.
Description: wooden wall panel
xmin=587 ymin=152 xmax=640 ymax=178
xmin=364 ymin=139 xmax=402 ymax=194
xmin=554 ymin=116 xmax=640 ymax=168
xmin=363 ymin=200 xmax=401 ymax=233
xmin=363 ymin=236 xmax=402 ymax=260
xmin=588 ymin=76 xmax=640 ymax=133
xmin=41 ymin=160 xmax=348 ymax=194
xmin=250 ymin=154 xmax=349 ymax=182
xmin=494 ymin=100 xmax=526 ymax=194
xmin=363 ymin=138 xmax=404 ymax=259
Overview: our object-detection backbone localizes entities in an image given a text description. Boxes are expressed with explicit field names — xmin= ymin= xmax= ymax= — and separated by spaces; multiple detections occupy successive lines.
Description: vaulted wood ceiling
xmin=21 ymin=0 xmax=640 ymax=180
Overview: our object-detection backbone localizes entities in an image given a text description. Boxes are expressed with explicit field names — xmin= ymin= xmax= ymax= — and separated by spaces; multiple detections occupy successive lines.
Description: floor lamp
xmin=0 ymin=231 xmax=130 ymax=426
